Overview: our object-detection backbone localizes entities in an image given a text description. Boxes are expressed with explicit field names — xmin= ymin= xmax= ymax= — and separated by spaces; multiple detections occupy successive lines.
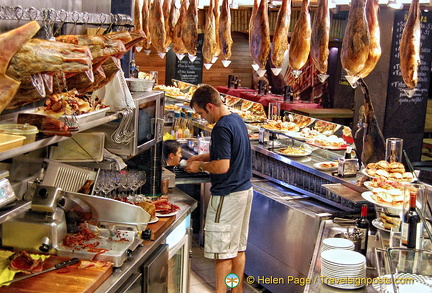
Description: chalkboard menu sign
xmin=383 ymin=9 xmax=432 ymax=161
xmin=165 ymin=34 xmax=203 ymax=86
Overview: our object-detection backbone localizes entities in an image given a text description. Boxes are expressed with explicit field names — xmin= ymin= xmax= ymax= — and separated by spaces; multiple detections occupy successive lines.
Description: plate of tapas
xmin=372 ymin=218 xmax=389 ymax=232
xmin=313 ymin=161 xmax=338 ymax=171
xmin=156 ymin=211 xmax=178 ymax=217
xmin=361 ymin=190 xmax=404 ymax=210
xmin=275 ymin=146 xmax=312 ymax=157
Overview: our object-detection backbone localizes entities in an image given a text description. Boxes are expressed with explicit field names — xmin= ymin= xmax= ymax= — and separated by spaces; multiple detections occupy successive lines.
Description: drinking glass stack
xmin=321 ymin=237 xmax=355 ymax=252
xmin=320 ymin=249 xmax=366 ymax=289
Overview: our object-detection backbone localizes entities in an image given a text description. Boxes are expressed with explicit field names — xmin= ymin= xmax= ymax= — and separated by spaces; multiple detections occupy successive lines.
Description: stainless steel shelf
xmin=0 ymin=112 xmax=119 ymax=161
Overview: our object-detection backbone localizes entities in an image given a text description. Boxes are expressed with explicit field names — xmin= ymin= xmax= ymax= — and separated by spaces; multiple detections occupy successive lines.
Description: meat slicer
xmin=2 ymin=185 xmax=151 ymax=267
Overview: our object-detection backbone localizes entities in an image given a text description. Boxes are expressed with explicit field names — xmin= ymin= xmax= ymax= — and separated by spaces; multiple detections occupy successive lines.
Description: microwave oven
xmin=94 ymin=91 xmax=165 ymax=157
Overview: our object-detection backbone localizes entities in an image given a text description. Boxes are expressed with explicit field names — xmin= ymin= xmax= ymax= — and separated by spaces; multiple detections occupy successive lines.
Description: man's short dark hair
xmin=190 ymin=84 xmax=223 ymax=111
xmin=163 ymin=140 xmax=180 ymax=160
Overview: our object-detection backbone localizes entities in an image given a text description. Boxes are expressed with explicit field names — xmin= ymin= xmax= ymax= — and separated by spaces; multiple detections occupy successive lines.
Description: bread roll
xmin=376 ymin=160 xmax=390 ymax=170
xmin=389 ymin=162 xmax=405 ymax=173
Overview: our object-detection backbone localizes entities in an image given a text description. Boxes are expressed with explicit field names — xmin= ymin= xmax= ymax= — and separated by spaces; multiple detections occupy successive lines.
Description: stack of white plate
xmin=321 ymin=237 xmax=355 ymax=252
xmin=321 ymin=249 xmax=366 ymax=289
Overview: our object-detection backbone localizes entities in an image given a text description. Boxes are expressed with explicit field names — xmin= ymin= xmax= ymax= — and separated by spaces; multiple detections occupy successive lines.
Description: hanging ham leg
xmin=249 ymin=0 xmax=270 ymax=69
xmin=172 ymin=0 xmax=188 ymax=54
xmin=142 ymin=0 xmax=152 ymax=50
xmin=182 ymin=0 xmax=198 ymax=56
xmin=168 ymin=0 xmax=180 ymax=48
xmin=310 ymin=0 xmax=330 ymax=74
xmin=271 ymin=0 xmax=291 ymax=69
xmin=341 ymin=0 xmax=370 ymax=77
xmin=202 ymin=0 xmax=218 ymax=63
xmin=133 ymin=0 xmax=144 ymax=50
xmin=358 ymin=0 xmax=381 ymax=78
xmin=214 ymin=0 xmax=221 ymax=58
xmin=0 ymin=21 xmax=40 ymax=113
xmin=219 ymin=0 xmax=233 ymax=60
xmin=150 ymin=0 xmax=166 ymax=53
xmin=400 ymin=0 xmax=420 ymax=90
xmin=288 ymin=0 xmax=311 ymax=71
xmin=163 ymin=0 xmax=172 ymax=50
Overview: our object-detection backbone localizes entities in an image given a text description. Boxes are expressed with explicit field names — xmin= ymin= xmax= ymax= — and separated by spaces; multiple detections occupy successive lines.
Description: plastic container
xmin=125 ymin=78 xmax=154 ymax=92
xmin=0 ymin=124 xmax=38 ymax=144
xmin=0 ymin=133 xmax=26 ymax=152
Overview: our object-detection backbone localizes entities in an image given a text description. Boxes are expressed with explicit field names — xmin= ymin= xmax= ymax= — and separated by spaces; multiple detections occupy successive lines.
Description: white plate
xmin=372 ymin=218 xmax=390 ymax=232
xmin=321 ymin=249 xmax=366 ymax=265
xmin=363 ymin=181 xmax=375 ymax=190
xmin=313 ymin=161 xmax=338 ymax=171
xmin=285 ymin=131 xmax=305 ymax=141
xmin=148 ymin=217 xmax=159 ymax=224
xmin=322 ymin=238 xmax=355 ymax=249
xmin=361 ymin=191 xmax=403 ymax=210
xmin=275 ymin=148 xmax=312 ymax=157
xmin=156 ymin=211 xmax=178 ymax=217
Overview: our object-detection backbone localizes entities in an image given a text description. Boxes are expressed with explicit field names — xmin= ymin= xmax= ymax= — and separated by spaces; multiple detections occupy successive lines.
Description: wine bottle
xmin=356 ymin=204 xmax=370 ymax=255
xmin=401 ymin=191 xmax=421 ymax=249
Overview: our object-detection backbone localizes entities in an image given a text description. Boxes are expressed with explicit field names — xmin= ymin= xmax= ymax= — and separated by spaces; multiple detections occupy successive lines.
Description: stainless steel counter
xmin=94 ymin=188 xmax=197 ymax=293
xmin=304 ymin=219 xmax=380 ymax=293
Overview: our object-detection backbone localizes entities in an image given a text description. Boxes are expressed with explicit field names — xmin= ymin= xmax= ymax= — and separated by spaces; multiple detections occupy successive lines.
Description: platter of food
xmin=156 ymin=211 xmax=178 ymax=217
xmin=261 ymin=120 xmax=300 ymax=133
xmin=372 ymin=218 xmax=389 ymax=232
xmin=248 ymin=133 xmax=259 ymax=140
xmin=285 ymin=131 xmax=305 ymax=141
xmin=306 ymin=135 xmax=348 ymax=150
xmin=275 ymin=146 xmax=312 ymax=157
xmin=363 ymin=178 xmax=406 ymax=191
xmin=313 ymin=161 xmax=338 ymax=171
xmin=361 ymin=190 xmax=404 ymax=210
xmin=363 ymin=160 xmax=415 ymax=182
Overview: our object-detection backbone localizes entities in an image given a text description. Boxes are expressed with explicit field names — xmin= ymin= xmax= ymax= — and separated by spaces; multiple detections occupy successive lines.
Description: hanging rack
xmin=0 ymin=5 xmax=133 ymax=27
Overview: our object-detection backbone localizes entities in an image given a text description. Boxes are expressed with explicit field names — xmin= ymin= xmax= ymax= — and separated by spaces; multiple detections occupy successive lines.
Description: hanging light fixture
xmin=387 ymin=0 xmax=403 ymax=9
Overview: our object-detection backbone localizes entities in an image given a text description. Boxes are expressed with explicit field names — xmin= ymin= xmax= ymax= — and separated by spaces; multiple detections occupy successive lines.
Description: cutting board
xmin=0 ymin=255 xmax=113 ymax=293
xmin=147 ymin=215 xmax=176 ymax=240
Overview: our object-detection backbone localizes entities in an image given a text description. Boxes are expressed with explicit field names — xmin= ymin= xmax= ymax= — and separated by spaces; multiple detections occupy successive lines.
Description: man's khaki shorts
xmin=204 ymin=187 xmax=253 ymax=259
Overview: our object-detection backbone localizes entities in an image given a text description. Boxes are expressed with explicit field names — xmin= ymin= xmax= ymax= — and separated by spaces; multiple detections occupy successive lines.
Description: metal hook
xmin=27 ymin=7 xmax=38 ymax=21
xmin=42 ymin=8 xmax=57 ymax=40
xmin=96 ymin=13 xmax=108 ymax=35
xmin=53 ymin=9 xmax=67 ymax=37
xmin=68 ymin=11 xmax=80 ymax=34
xmin=14 ymin=5 xmax=24 ymax=22
xmin=103 ymin=13 xmax=115 ymax=34
xmin=82 ymin=11 xmax=90 ymax=32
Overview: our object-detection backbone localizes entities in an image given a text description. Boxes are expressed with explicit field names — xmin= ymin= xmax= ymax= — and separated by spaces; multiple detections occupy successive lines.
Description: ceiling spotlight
xmin=387 ymin=0 xmax=403 ymax=9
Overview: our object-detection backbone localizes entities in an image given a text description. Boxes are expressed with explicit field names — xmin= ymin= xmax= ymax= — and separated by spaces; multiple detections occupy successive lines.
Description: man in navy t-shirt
xmin=186 ymin=84 xmax=253 ymax=293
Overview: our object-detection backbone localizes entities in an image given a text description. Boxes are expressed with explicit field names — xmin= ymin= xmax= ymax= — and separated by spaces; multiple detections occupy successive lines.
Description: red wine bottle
xmin=356 ymin=204 xmax=370 ymax=255
xmin=401 ymin=192 xmax=421 ymax=249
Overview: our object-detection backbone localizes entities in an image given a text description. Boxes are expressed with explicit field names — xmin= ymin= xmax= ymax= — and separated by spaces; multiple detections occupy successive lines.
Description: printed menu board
xmin=383 ymin=9 xmax=432 ymax=161
xmin=165 ymin=34 xmax=203 ymax=86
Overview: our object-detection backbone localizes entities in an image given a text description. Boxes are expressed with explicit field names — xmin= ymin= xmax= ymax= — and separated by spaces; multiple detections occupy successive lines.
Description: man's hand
xmin=185 ymin=161 xmax=201 ymax=173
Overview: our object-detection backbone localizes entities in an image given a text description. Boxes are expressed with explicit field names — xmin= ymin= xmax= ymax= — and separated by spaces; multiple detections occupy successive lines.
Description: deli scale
xmin=2 ymin=184 xmax=151 ymax=267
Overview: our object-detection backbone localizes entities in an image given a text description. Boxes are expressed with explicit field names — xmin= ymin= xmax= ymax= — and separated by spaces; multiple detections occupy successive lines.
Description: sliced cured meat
xmin=358 ymin=0 xmax=381 ymax=78
xmin=9 ymin=250 xmax=44 ymax=274
xmin=182 ymin=0 xmax=198 ymax=56
xmin=219 ymin=0 xmax=233 ymax=60
xmin=249 ymin=0 xmax=271 ymax=69
xmin=202 ymin=0 xmax=217 ymax=63
xmin=340 ymin=0 xmax=370 ymax=77
xmin=310 ymin=0 xmax=330 ymax=73
xmin=271 ymin=0 xmax=291 ymax=68
xmin=150 ymin=0 xmax=166 ymax=52
xmin=399 ymin=0 xmax=420 ymax=89
xmin=288 ymin=0 xmax=311 ymax=71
